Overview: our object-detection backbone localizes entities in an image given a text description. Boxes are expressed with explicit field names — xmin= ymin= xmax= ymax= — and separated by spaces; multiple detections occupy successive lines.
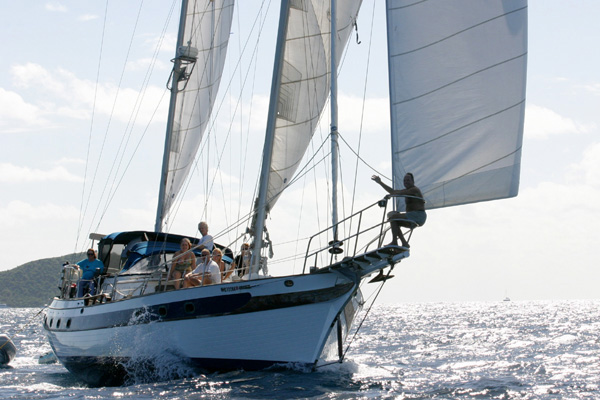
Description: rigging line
xmin=2 ymin=306 xmax=48 ymax=342
xmin=349 ymin=0 xmax=375 ymax=219
xmin=76 ymin=0 xmax=109 ymax=252
xmin=99 ymin=0 xmax=177 ymax=218
xmin=238 ymin=0 xmax=270 ymax=236
xmin=90 ymin=2 xmax=178 ymax=239
xmin=80 ymin=1 xmax=128 ymax=242
xmin=167 ymin=3 xmax=269 ymax=235
xmin=93 ymin=90 xmax=171 ymax=232
xmin=82 ymin=0 xmax=150 ymax=238
xmin=166 ymin=0 xmax=271 ymax=231
xmin=292 ymin=172 xmax=308 ymax=274
xmin=162 ymin=0 xmax=231 ymax=229
xmin=340 ymin=270 xmax=392 ymax=363
xmin=338 ymin=134 xmax=391 ymax=181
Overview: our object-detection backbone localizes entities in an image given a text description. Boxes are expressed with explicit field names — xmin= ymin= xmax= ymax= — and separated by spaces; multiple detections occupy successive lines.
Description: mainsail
xmin=262 ymin=0 xmax=362 ymax=215
xmin=386 ymin=0 xmax=528 ymax=210
xmin=155 ymin=0 xmax=235 ymax=230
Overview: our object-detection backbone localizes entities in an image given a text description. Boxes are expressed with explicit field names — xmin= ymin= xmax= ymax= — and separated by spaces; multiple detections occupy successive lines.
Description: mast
xmin=330 ymin=0 xmax=339 ymax=240
xmin=154 ymin=0 xmax=190 ymax=232
xmin=250 ymin=0 xmax=291 ymax=272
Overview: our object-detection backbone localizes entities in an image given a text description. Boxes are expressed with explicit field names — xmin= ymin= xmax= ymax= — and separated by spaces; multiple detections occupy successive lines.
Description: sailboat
xmin=43 ymin=0 xmax=527 ymax=386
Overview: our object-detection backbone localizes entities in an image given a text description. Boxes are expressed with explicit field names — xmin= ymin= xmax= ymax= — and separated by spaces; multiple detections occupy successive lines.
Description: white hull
xmin=45 ymin=271 xmax=361 ymax=385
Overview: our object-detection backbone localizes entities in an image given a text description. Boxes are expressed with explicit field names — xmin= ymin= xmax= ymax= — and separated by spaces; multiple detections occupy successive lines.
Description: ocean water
xmin=1 ymin=300 xmax=599 ymax=399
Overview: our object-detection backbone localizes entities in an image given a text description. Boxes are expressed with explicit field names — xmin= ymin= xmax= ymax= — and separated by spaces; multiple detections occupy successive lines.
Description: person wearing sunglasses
xmin=76 ymin=249 xmax=104 ymax=297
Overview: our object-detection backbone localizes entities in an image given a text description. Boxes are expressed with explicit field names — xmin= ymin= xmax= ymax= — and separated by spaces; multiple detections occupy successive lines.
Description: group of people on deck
xmin=167 ymin=221 xmax=252 ymax=290
xmin=72 ymin=172 xmax=426 ymax=296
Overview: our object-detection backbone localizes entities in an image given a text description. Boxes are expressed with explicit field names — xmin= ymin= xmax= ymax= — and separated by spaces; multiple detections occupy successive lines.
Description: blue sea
xmin=1 ymin=300 xmax=599 ymax=399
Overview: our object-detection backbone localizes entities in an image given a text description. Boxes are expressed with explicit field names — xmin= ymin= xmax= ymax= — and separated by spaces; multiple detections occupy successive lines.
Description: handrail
xmin=302 ymin=197 xmax=391 ymax=273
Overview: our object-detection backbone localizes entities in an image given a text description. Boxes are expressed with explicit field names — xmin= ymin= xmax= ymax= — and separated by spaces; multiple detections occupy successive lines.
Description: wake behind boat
xmin=44 ymin=0 xmax=527 ymax=386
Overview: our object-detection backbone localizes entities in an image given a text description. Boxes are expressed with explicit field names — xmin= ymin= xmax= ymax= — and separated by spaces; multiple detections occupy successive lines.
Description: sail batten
xmin=387 ymin=0 xmax=527 ymax=211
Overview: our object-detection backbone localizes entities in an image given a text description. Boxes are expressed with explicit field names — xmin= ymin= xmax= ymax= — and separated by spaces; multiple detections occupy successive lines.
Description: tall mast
xmin=250 ymin=0 xmax=291 ymax=272
xmin=330 ymin=0 xmax=339 ymax=240
xmin=154 ymin=0 xmax=190 ymax=232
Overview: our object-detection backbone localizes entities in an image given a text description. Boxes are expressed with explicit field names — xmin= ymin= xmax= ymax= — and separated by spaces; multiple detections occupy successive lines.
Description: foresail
xmin=386 ymin=0 xmax=527 ymax=210
xmin=264 ymin=0 xmax=362 ymax=213
xmin=158 ymin=0 xmax=234 ymax=226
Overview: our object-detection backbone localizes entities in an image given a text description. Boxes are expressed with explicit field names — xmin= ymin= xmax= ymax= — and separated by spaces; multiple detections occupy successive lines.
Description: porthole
xmin=184 ymin=302 xmax=195 ymax=314
xmin=49 ymin=318 xmax=54 ymax=328
xmin=158 ymin=305 xmax=168 ymax=317
xmin=66 ymin=319 xmax=72 ymax=329
xmin=284 ymin=280 xmax=294 ymax=287
xmin=56 ymin=319 xmax=61 ymax=328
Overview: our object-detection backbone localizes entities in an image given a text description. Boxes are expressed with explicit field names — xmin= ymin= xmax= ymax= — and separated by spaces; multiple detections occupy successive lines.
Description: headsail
xmin=386 ymin=0 xmax=528 ymax=210
xmin=261 ymin=0 xmax=362 ymax=215
xmin=155 ymin=0 xmax=235 ymax=230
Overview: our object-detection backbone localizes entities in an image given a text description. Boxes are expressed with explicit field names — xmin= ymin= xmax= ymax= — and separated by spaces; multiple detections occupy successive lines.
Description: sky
xmin=0 ymin=1 xmax=598 ymax=303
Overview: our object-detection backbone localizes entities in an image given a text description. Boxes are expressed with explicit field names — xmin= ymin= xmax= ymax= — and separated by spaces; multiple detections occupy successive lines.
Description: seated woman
xmin=212 ymin=248 xmax=225 ymax=276
xmin=183 ymin=249 xmax=222 ymax=287
xmin=167 ymin=238 xmax=196 ymax=289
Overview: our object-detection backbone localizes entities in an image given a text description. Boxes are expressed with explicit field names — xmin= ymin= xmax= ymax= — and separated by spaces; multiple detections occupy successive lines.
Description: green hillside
xmin=0 ymin=253 xmax=85 ymax=307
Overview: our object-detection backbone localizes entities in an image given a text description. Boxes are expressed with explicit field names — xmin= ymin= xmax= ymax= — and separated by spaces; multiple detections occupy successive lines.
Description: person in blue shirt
xmin=77 ymin=249 xmax=104 ymax=297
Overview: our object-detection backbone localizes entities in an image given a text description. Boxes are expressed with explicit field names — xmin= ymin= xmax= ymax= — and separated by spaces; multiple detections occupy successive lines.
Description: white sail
xmin=263 ymin=0 xmax=362 ymax=214
xmin=157 ymin=0 xmax=234 ymax=226
xmin=386 ymin=0 xmax=527 ymax=210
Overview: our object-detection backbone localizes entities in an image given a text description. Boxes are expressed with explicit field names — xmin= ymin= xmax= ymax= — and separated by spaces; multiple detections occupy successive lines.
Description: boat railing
xmin=301 ymin=194 xmax=420 ymax=273
xmin=302 ymin=197 xmax=391 ymax=273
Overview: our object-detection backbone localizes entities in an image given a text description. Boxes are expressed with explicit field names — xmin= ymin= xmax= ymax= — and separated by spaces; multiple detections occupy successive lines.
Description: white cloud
xmin=0 ymin=163 xmax=82 ymax=183
xmin=0 ymin=88 xmax=49 ymax=132
xmin=45 ymin=2 xmax=67 ymax=12
xmin=55 ymin=157 xmax=85 ymax=166
xmin=144 ymin=33 xmax=177 ymax=55
xmin=0 ymin=200 xmax=79 ymax=226
xmin=580 ymin=82 xmax=600 ymax=96
xmin=0 ymin=200 xmax=81 ymax=269
xmin=78 ymin=14 xmax=98 ymax=22
xmin=569 ymin=142 xmax=600 ymax=187
xmin=525 ymin=104 xmax=592 ymax=139
xmin=126 ymin=58 xmax=170 ymax=72
xmin=10 ymin=63 xmax=168 ymax=126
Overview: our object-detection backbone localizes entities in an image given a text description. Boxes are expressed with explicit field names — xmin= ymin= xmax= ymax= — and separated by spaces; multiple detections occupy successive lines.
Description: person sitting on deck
xmin=77 ymin=249 xmax=104 ymax=297
xmin=232 ymin=243 xmax=251 ymax=278
xmin=372 ymin=173 xmax=427 ymax=248
xmin=211 ymin=247 xmax=226 ymax=278
xmin=183 ymin=249 xmax=221 ymax=287
xmin=167 ymin=238 xmax=196 ymax=290
xmin=196 ymin=221 xmax=214 ymax=251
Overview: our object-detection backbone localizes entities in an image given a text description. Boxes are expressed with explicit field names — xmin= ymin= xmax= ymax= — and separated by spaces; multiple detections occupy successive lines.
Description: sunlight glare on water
xmin=1 ymin=300 xmax=599 ymax=399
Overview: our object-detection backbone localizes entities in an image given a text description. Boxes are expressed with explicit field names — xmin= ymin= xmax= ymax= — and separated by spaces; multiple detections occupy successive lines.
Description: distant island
xmin=0 ymin=252 xmax=85 ymax=307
